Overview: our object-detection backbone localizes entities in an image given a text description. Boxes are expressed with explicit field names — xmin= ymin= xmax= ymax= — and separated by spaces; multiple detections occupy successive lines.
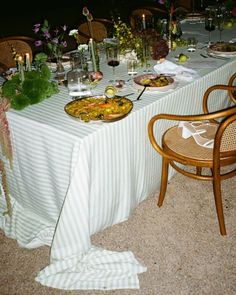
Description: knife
xmin=207 ymin=53 xmax=229 ymax=60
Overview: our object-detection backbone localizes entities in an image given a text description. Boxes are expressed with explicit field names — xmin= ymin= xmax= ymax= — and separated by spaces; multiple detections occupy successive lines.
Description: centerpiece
xmin=1 ymin=53 xmax=59 ymax=110
xmin=33 ymin=19 xmax=68 ymax=75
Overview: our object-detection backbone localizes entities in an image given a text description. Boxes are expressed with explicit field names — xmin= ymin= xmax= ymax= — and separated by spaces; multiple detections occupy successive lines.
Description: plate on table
xmin=133 ymin=74 xmax=175 ymax=92
xmin=64 ymin=95 xmax=133 ymax=123
xmin=207 ymin=42 xmax=236 ymax=57
xmin=183 ymin=12 xmax=205 ymax=22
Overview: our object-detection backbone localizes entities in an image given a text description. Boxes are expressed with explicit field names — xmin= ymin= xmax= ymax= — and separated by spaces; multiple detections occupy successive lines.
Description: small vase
xmin=55 ymin=57 xmax=66 ymax=82
xmin=55 ymin=57 xmax=65 ymax=73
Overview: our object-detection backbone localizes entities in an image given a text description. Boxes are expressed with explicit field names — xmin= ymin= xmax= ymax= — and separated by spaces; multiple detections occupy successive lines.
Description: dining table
xmin=0 ymin=21 xmax=236 ymax=290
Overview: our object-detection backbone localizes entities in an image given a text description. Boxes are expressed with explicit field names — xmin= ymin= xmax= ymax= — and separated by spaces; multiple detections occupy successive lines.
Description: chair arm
xmin=202 ymin=85 xmax=236 ymax=116
xmin=228 ymin=72 xmax=236 ymax=104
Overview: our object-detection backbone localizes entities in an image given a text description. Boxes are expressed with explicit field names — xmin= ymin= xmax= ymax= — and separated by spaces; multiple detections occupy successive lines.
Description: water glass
xmin=127 ymin=58 xmax=138 ymax=76
xmin=67 ymin=70 xmax=91 ymax=98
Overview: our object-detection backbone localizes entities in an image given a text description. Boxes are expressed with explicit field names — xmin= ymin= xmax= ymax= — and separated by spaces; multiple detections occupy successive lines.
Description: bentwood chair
xmin=0 ymin=38 xmax=33 ymax=69
xmin=129 ymin=8 xmax=153 ymax=29
xmin=77 ymin=21 xmax=108 ymax=43
xmin=148 ymin=75 xmax=236 ymax=236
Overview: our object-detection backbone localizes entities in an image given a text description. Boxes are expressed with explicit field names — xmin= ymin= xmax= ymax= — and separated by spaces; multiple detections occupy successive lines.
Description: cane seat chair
xmin=0 ymin=39 xmax=33 ymax=69
xmin=148 ymin=77 xmax=236 ymax=236
xmin=77 ymin=21 xmax=108 ymax=43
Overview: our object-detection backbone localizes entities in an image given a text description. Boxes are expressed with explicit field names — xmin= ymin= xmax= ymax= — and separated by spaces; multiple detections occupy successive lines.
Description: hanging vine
xmin=0 ymin=95 xmax=13 ymax=216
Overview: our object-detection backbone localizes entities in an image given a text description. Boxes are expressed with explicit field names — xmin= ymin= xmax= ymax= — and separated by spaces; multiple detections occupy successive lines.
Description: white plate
xmin=133 ymin=74 xmax=176 ymax=92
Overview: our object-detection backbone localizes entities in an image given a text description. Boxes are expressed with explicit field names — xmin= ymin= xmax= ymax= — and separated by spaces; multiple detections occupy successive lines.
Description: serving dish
xmin=133 ymin=74 xmax=175 ymax=92
xmin=208 ymin=42 xmax=236 ymax=57
xmin=64 ymin=95 xmax=133 ymax=123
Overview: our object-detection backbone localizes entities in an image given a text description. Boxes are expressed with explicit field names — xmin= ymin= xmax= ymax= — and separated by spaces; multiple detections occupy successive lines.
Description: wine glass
xmin=205 ymin=13 xmax=216 ymax=47
xmin=216 ymin=6 xmax=225 ymax=43
xmin=106 ymin=45 xmax=120 ymax=83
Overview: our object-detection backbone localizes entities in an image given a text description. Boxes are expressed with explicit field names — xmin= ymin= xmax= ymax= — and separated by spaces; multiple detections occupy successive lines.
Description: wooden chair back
xmin=78 ymin=21 xmax=107 ymax=43
xmin=0 ymin=39 xmax=33 ymax=69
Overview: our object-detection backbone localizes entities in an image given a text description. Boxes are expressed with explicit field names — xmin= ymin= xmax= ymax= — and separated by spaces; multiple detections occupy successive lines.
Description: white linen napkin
xmin=178 ymin=121 xmax=217 ymax=148
xmin=153 ymin=60 xmax=200 ymax=82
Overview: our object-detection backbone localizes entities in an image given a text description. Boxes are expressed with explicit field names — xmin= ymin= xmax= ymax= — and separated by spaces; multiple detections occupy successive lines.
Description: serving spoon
xmin=136 ymin=84 xmax=147 ymax=101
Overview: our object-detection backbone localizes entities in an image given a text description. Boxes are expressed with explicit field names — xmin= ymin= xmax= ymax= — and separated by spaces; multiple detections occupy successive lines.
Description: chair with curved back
xmin=77 ymin=21 xmax=108 ymax=44
xmin=129 ymin=8 xmax=153 ymax=29
xmin=148 ymin=73 xmax=236 ymax=236
xmin=0 ymin=38 xmax=33 ymax=69
xmin=173 ymin=6 xmax=190 ymax=19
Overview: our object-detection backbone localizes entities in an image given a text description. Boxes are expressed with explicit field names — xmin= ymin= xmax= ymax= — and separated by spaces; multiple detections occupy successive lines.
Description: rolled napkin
xmin=153 ymin=59 xmax=200 ymax=82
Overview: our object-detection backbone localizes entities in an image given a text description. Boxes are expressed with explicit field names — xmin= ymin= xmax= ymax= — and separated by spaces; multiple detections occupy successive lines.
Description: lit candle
xmin=18 ymin=56 xmax=25 ymax=82
xmin=142 ymin=14 xmax=146 ymax=30
xmin=89 ymin=38 xmax=97 ymax=72
xmin=25 ymin=53 xmax=31 ymax=71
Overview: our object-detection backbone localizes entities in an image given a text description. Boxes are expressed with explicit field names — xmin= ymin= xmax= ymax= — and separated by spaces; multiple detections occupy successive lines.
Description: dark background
xmin=0 ymin=0 xmax=210 ymax=38
xmin=1 ymin=0 xmax=158 ymax=37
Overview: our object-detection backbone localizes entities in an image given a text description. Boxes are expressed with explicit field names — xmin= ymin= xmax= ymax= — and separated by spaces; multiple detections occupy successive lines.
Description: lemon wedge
xmin=105 ymin=85 xmax=117 ymax=98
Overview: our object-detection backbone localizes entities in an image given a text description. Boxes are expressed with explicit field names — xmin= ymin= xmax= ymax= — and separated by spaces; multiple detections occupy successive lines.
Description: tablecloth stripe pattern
xmin=0 ymin=33 xmax=236 ymax=289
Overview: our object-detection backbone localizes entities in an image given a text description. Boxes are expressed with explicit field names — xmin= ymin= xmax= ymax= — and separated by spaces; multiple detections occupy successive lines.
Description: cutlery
xmin=135 ymin=85 xmax=147 ymax=101
xmin=117 ymin=92 xmax=135 ymax=98
xmin=159 ymin=73 xmax=176 ymax=77
xmin=206 ymin=53 xmax=229 ymax=60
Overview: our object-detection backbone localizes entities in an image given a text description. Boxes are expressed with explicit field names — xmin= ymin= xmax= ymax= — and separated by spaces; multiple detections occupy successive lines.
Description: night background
xmin=0 ymin=0 xmax=209 ymax=38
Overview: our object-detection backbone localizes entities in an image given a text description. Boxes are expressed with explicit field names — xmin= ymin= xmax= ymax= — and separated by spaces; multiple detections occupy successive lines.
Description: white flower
xmin=120 ymin=50 xmax=138 ymax=63
xmin=69 ymin=29 xmax=78 ymax=36
xmin=78 ymin=44 xmax=88 ymax=52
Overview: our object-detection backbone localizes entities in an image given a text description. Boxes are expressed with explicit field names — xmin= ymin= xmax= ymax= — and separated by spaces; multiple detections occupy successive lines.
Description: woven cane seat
xmin=163 ymin=124 xmax=217 ymax=161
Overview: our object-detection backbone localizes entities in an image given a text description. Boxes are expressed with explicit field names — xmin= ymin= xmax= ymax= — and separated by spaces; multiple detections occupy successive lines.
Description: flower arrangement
xmin=158 ymin=0 xmax=177 ymax=11
xmin=82 ymin=6 xmax=94 ymax=38
xmin=113 ymin=19 xmax=143 ymax=61
xmin=1 ymin=53 xmax=59 ymax=110
xmin=69 ymin=29 xmax=89 ymax=53
xmin=33 ymin=19 xmax=68 ymax=61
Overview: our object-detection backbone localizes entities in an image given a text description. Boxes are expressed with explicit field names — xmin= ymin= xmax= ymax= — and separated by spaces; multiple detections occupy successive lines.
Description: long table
xmin=1 ymin=23 xmax=236 ymax=290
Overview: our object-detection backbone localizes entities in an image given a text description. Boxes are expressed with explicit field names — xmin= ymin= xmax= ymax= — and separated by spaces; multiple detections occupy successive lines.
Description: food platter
xmin=64 ymin=95 xmax=133 ymax=123
xmin=208 ymin=42 xmax=236 ymax=57
xmin=133 ymin=74 xmax=175 ymax=92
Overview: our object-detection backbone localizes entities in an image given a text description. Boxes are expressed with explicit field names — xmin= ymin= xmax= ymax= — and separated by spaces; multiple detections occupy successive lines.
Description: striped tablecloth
xmin=0 ymin=27 xmax=236 ymax=290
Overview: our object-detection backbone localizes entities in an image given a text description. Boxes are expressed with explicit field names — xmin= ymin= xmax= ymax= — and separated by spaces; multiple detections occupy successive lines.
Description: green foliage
xmin=113 ymin=19 xmax=143 ymax=60
xmin=34 ymin=52 xmax=48 ymax=69
xmin=2 ymin=61 xmax=59 ymax=110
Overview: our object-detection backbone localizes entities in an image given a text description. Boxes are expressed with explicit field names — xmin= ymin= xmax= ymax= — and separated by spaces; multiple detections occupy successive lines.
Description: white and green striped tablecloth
xmin=1 ymin=39 xmax=236 ymax=290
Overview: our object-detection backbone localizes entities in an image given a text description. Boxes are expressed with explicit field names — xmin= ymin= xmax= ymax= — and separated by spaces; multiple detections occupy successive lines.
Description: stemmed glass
xmin=205 ymin=10 xmax=216 ymax=47
xmin=106 ymin=45 xmax=120 ymax=83
xmin=216 ymin=6 xmax=225 ymax=43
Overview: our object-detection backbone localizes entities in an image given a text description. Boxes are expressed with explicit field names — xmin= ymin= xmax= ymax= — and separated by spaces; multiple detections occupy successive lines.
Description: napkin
xmin=154 ymin=60 xmax=200 ymax=82
xmin=178 ymin=121 xmax=217 ymax=148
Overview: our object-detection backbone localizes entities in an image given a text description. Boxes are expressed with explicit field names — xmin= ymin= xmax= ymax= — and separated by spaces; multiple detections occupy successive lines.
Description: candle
xmin=142 ymin=14 xmax=146 ymax=30
xmin=18 ymin=56 xmax=25 ymax=82
xmin=89 ymin=38 xmax=97 ymax=72
xmin=25 ymin=53 xmax=31 ymax=71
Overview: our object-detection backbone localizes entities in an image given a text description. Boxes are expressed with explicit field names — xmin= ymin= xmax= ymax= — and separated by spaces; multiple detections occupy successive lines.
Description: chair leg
xmin=213 ymin=174 xmax=226 ymax=235
xmin=196 ymin=166 xmax=202 ymax=176
xmin=158 ymin=157 xmax=169 ymax=207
